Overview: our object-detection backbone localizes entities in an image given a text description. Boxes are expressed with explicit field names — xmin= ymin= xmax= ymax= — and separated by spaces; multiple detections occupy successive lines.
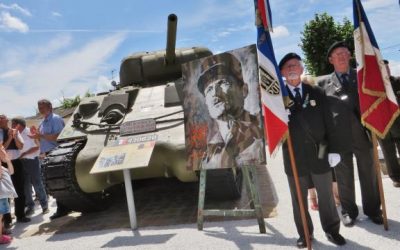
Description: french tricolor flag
xmin=254 ymin=0 xmax=289 ymax=155
xmin=353 ymin=0 xmax=400 ymax=138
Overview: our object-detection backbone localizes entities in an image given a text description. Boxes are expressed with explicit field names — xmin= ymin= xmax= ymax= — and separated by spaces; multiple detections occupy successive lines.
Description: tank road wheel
xmin=205 ymin=168 xmax=243 ymax=200
xmin=42 ymin=140 xmax=111 ymax=213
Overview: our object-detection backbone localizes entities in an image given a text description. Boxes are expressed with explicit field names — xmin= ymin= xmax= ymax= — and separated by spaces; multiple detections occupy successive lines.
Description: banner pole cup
xmin=287 ymin=135 xmax=312 ymax=250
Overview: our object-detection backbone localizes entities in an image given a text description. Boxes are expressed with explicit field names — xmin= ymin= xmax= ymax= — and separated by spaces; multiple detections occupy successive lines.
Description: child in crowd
xmin=0 ymin=146 xmax=16 ymax=244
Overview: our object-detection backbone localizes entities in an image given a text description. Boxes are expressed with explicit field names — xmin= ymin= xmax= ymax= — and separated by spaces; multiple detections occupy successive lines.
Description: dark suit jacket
xmin=282 ymin=83 xmax=340 ymax=177
xmin=388 ymin=76 xmax=400 ymax=138
xmin=317 ymin=69 xmax=371 ymax=153
xmin=391 ymin=76 xmax=400 ymax=105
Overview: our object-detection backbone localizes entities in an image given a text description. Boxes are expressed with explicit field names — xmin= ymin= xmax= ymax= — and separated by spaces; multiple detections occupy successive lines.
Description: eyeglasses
xmin=330 ymin=49 xmax=350 ymax=58
xmin=283 ymin=63 xmax=301 ymax=69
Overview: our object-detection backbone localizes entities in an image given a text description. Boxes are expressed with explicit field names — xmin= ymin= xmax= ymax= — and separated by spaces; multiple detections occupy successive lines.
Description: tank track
xmin=42 ymin=139 xmax=109 ymax=213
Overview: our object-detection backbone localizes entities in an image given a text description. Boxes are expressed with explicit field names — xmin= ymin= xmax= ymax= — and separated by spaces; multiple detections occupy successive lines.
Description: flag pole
xmin=253 ymin=1 xmax=310 ymax=245
xmin=287 ymin=134 xmax=312 ymax=250
xmin=371 ymin=133 xmax=389 ymax=230
xmin=355 ymin=0 xmax=388 ymax=230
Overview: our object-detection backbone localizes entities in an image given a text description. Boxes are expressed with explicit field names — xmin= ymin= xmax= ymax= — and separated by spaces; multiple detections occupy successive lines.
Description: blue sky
xmin=1 ymin=0 xmax=399 ymax=117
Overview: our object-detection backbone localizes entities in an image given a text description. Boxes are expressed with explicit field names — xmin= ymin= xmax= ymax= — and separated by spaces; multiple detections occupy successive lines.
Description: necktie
xmin=341 ymin=73 xmax=350 ymax=90
xmin=294 ymin=87 xmax=302 ymax=105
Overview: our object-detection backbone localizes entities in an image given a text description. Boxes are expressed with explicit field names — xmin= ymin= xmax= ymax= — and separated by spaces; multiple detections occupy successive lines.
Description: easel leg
xmin=197 ymin=169 xmax=206 ymax=230
xmin=244 ymin=166 xmax=266 ymax=234
xmin=123 ymin=169 xmax=137 ymax=230
xmin=244 ymin=168 xmax=254 ymax=209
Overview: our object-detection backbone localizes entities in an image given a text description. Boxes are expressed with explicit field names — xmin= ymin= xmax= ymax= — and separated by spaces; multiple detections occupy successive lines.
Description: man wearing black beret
xmin=279 ymin=52 xmax=345 ymax=248
xmin=317 ymin=41 xmax=383 ymax=227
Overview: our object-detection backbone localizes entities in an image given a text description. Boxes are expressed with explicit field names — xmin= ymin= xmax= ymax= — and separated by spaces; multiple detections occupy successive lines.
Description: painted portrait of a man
xmin=183 ymin=45 xmax=266 ymax=170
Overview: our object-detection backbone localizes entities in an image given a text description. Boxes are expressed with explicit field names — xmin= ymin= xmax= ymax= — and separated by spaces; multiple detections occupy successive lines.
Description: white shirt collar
xmin=287 ymin=82 xmax=303 ymax=98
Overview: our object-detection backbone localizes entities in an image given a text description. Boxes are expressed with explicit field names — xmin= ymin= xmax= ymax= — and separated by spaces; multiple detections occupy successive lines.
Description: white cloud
xmin=363 ymin=0 xmax=392 ymax=10
xmin=273 ymin=42 xmax=303 ymax=62
xmin=217 ymin=31 xmax=230 ymax=38
xmin=34 ymin=35 xmax=120 ymax=80
xmin=34 ymin=34 xmax=72 ymax=58
xmin=390 ymin=60 xmax=400 ymax=77
xmin=213 ymin=24 xmax=253 ymax=42
xmin=363 ymin=6 xmax=400 ymax=54
xmin=0 ymin=3 xmax=31 ymax=16
xmin=0 ymin=69 xmax=22 ymax=79
xmin=95 ymin=75 xmax=114 ymax=93
xmin=0 ymin=33 xmax=126 ymax=117
xmin=0 ymin=11 xmax=29 ymax=32
xmin=181 ymin=0 xmax=251 ymax=28
xmin=51 ymin=11 xmax=62 ymax=17
xmin=271 ymin=25 xmax=290 ymax=38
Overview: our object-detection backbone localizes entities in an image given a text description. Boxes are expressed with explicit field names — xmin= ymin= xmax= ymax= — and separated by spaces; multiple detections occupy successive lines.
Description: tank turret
xmin=119 ymin=14 xmax=212 ymax=87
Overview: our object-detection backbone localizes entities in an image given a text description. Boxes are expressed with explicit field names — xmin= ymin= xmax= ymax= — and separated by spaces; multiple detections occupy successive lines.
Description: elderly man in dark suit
xmin=317 ymin=41 xmax=383 ymax=227
xmin=279 ymin=53 xmax=345 ymax=248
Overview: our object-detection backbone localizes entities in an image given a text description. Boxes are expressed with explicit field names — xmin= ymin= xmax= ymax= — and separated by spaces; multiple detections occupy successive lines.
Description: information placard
xmin=90 ymin=134 xmax=157 ymax=174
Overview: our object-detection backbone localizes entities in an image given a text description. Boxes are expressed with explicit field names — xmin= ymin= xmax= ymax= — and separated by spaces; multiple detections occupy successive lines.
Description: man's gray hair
xmin=38 ymin=99 xmax=53 ymax=108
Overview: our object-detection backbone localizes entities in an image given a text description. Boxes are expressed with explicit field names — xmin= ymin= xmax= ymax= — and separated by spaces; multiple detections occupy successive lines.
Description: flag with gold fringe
xmin=353 ymin=0 xmax=400 ymax=138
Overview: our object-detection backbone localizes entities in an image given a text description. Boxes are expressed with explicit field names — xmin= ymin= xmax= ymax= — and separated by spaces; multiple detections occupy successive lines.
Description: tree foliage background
xmin=60 ymin=91 xmax=94 ymax=109
xmin=300 ymin=12 xmax=354 ymax=76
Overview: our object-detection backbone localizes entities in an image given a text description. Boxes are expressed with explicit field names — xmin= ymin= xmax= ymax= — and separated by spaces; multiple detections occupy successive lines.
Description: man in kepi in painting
xmin=197 ymin=52 xmax=265 ymax=169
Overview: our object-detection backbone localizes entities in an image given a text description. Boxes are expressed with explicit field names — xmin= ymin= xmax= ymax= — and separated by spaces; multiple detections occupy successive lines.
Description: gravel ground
xmin=6 ymin=151 xmax=400 ymax=249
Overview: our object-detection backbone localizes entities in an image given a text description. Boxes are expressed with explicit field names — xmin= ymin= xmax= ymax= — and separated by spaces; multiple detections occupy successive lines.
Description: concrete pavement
xmin=6 ymin=151 xmax=400 ymax=249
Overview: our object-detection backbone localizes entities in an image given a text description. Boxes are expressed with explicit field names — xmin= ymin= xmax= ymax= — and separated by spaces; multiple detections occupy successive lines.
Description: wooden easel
xmin=197 ymin=165 xmax=266 ymax=233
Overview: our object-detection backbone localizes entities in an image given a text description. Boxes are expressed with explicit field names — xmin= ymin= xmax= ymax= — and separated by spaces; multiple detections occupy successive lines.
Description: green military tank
xmin=42 ymin=14 xmax=243 ymax=212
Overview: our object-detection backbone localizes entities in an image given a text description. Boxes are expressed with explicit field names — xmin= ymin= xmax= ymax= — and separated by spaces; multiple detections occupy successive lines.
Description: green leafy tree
xmin=300 ymin=12 xmax=354 ymax=76
xmin=83 ymin=91 xmax=94 ymax=98
xmin=60 ymin=90 xmax=94 ymax=109
xmin=60 ymin=95 xmax=81 ymax=109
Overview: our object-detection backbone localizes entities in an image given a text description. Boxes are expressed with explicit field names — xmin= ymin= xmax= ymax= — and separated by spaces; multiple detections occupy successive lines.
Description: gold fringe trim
xmin=269 ymin=130 xmax=289 ymax=158
xmin=362 ymin=108 xmax=400 ymax=139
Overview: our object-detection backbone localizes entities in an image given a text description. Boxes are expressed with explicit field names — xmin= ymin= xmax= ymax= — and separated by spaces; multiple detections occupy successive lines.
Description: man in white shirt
xmin=12 ymin=117 xmax=49 ymax=215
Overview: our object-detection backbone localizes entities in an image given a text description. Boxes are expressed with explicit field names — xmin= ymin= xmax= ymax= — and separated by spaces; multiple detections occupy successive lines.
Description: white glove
xmin=328 ymin=153 xmax=341 ymax=167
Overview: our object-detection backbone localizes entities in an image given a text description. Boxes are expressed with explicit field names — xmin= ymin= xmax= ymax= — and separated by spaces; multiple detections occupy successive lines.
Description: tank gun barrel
xmin=165 ymin=14 xmax=177 ymax=65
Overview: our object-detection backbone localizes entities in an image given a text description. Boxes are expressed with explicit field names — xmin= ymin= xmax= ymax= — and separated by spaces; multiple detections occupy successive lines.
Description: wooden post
xmin=245 ymin=166 xmax=266 ymax=233
xmin=287 ymin=135 xmax=312 ymax=250
xmin=371 ymin=133 xmax=389 ymax=230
